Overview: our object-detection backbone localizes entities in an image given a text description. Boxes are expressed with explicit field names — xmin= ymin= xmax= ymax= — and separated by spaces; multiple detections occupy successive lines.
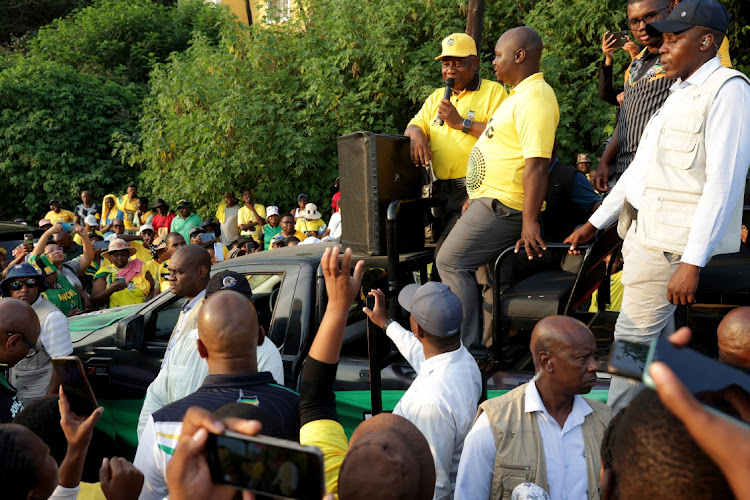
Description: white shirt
xmin=161 ymin=289 xmax=206 ymax=368
xmin=455 ymin=381 xmax=592 ymax=500
xmin=589 ymin=57 xmax=750 ymax=267
xmin=220 ymin=204 xmax=240 ymax=246
xmin=137 ymin=326 xmax=284 ymax=437
xmin=385 ymin=321 xmax=482 ymax=500
xmin=327 ymin=212 xmax=342 ymax=239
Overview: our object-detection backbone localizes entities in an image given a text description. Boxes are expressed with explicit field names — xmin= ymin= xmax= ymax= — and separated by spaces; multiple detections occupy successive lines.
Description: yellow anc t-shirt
xmin=238 ymin=204 xmax=267 ymax=242
xmin=118 ymin=196 xmax=138 ymax=231
xmin=466 ymin=72 xmax=559 ymax=211
xmin=45 ymin=209 xmax=76 ymax=224
xmin=408 ymin=79 xmax=507 ymax=180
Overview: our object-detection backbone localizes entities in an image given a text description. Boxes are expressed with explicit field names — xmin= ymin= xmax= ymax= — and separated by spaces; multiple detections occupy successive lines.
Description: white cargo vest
xmin=636 ymin=66 xmax=750 ymax=257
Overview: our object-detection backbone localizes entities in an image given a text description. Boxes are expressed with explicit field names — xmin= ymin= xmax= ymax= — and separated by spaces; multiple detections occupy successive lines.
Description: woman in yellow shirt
xmin=91 ymin=239 xmax=156 ymax=308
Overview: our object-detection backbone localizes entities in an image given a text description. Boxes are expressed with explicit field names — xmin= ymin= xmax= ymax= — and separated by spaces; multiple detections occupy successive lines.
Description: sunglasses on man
xmin=9 ymin=279 xmax=40 ymax=291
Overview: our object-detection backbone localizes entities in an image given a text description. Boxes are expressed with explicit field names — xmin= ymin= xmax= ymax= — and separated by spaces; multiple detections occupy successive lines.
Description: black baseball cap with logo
xmin=646 ymin=0 xmax=730 ymax=36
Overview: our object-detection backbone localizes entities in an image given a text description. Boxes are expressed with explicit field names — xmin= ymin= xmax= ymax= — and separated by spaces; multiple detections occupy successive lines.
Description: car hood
xmin=69 ymin=304 xmax=141 ymax=341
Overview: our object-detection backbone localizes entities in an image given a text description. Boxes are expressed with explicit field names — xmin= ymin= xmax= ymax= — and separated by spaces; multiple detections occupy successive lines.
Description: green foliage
xmin=0 ymin=59 xmax=140 ymax=221
xmin=0 ymin=0 xmax=92 ymax=45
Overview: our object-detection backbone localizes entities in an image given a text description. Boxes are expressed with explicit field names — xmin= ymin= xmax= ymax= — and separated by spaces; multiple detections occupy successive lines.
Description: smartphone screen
xmin=644 ymin=337 xmax=750 ymax=427
xmin=24 ymin=233 xmax=34 ymax=245
xmin=214 ymin=242 xmax=224 ymax=262
xmin=51 ymin=356 xmax=98 ymax=416
xmin=200 ymin=233 xmax=216 ymax=243
xmin=114 ymin=276 xmax=127 ymax=285
xmin=206 ymin=430 xmax=324 ymax=500
xmin=607 ymin=340 xmax=650 ymax=380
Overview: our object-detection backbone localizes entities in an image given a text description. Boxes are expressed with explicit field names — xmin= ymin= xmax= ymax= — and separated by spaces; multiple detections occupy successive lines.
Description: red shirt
xmin=331 ymin=191 xmax=341 ymax=212
xmin=152 ymin=212 xmax=176 ymax=237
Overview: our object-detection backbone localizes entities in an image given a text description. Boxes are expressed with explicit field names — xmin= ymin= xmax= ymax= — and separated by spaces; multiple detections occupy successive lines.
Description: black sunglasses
xmin=9 ymin=279 xmax=39 ymax=291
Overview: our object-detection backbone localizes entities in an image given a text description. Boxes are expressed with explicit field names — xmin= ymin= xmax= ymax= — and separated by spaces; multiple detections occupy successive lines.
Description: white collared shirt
xmin=161 ymin=289 xmax=206 ymax=367
xmin=589 ymin=57 xmax=750 ymax=267
xmin=454 ymin=380 xmax=592 ymax=500
xmin=385 ymin=321 xmax=482 ymax=500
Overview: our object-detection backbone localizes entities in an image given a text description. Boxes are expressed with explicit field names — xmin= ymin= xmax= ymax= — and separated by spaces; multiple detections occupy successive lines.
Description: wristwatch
xmin=462 ymin=118 xmax=472 ymax=133
xmin=383 ymin=318 xmax=395 ymax=331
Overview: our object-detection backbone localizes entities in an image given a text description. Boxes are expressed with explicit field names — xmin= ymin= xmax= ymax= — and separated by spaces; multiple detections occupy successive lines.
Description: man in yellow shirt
xmin=237 ymin=190 xmax=266 ymax=243
xmin=118 ymin=183 xmax=139 ymax=234
xmin=405 ymin=33 xmax=507 ymax=256
xmin=44 ymin=200 xmax=75 ymax=224
xmin=436 ymin=27 xmax=559 ymax=362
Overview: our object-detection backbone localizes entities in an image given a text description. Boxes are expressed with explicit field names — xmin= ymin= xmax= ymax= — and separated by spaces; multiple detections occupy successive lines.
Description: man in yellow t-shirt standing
xmin=118 ymin=183 xmax=139 ymax=234
xmin=45 ymin=200 xmax=75 ymax=224
xmin=238 ymin=190 xmax=266 ymax=243
xmin=436 ymin=27 xmax=559 ymax=362
xmin=405 ymin=33 xmax=507 ymax=258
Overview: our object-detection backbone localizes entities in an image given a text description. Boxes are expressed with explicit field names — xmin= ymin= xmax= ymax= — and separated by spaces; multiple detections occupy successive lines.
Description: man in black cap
xmin=151 ymin=198 xmax=176 ymax=238
xmin=171 ymin=199 xmax=202 ymax=244
xmin=364 ymin=282 xmax=481 ymax=499
xmin=566 ymin=0 xmax=750 ymax=413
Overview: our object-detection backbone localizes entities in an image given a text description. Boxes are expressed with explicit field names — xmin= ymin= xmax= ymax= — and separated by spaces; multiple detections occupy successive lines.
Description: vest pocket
xmin=498 ymin=464 xmax=534 ymax=499
xmin=640 ymin=191 xmax=699 ymax=247
xmin=657 ymin=117 xmax=702 ymax=169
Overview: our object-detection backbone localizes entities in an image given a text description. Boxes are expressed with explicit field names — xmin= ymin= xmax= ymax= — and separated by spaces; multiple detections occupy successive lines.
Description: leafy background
xmin=1 ymin=0 xmax=747 ymax=221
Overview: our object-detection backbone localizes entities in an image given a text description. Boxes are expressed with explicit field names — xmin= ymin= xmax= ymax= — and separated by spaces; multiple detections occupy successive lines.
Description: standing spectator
xmin=91 ymin=239 xmax=156 ymax=308
xmin=291 ymin=193 xmax=308 ymax=221
xmin=100 ymin=194 xmax=123 ymax=237
xmin=0 ymin=299 xmax=41 ymax=422
xmin=405 ymin=32 xmax=507 ymax=269
xmin=33 ymin=224 xmax=93 ymax=281
xmin=170 ymin=199 xmax=202 ymax=244
xmin=151 ymin=199 xmax=176 ymax=238
xmin=130 ymin=225 xmax=155 ymax=263
xmin=45 ymin=199 xmax=76 ymax=224
xmin=238 ymin=190 xmax=266 ymax=243
xmin=133 ymin=197 xmax=154 ymax=232
xmin=260 ymin=206 xmax=282 ymax=250
xmin=295 ymin=203 xmax=326 ymax=237
xmin=455 ymin=316 xmax=611 ymax=499
xmin=436 ymin=27 xmax=559 ymax=362
xmin=118 ymin=183 xmax=139 ymax=233
xmin=364 ymin=284 xmax=481 ymax=499
xmin=594 ymin=0 xmax=674 ymax=191
xmin=1 ymin=264 xmax=73 ymax=405
xmin=215 ymin=191 xmax=240 ymax=246
xmin=73 ymin=191 xmax=101 ymax=225
xmin=566 ymin=0 xmax=750 ymax=413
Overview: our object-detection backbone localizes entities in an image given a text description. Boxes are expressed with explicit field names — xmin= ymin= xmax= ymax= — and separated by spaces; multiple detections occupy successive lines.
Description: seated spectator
xmin=295 ymin=203 xmax=326 ymax=237
xmin=260 ymin=206 xmax=282 ymax=250
xmin=45 ymin=199 xmax=76 ymax=225
xmin=170 ymin=200 xmax=202 ymax=244
xmin=83 ymin=240 xmax=109 ymax=294
xmin=291 ymin=193 xmax=308 ymax=221
xmin=226 ymin=236 xmax=258 ymax=259
xmin=238 ymin=191 xmax=266 ymax=243
xmin=280 ymin=213 xmax=306 ymax=242
xmin=0 ymin=299 xmax=41 ymax=422
xmin=363 ymin=283 xmax=481 ymax=498
xmin=130 ymin=224 xmax=155 ymax=263
xmin=607 ymin=389 xmax=733 ymax=499
xmin=271 ymin=234 xmax=286 ymax=249
xmin=541 ymin=147 xmax=601 ymax=242
xmin=100 ymin=194 xmax=124 ymax=237
xmin=286 ymin=236 xmax=300 ymax=247
xmin=455 ymin=316 xmax=611 ymax=498
xmin=575 ymin=153 xmax=593 ymax=178
xmin=35 ymin=255 xmax=92 ymax=317
xmin=73 ymin=190 xmax=101 ymax=225
xmin=31 ymin=223 xmax=93 ymax=283
xmin=215 ymin=191 xmax=241 ymax=246
xmin=104 ymin=218 xmax=126 ymax=242
xmin=91 ymin=239 xmax=156 ymax=308
xmin=133 ymin=196 xmax=154 ymax=232
xmin=143 ymin=235 xmax=171 ymax=293
xmin=151 ymin=199 xmax=176 ymax=238
xmin=717 ymin=306 xmax=750 ymax=368
xmin=73 ymin=214 xmax=104 ymax=245
xmin=0 ymin=264 xmax=73 ymax=405
xmin=134 ymin=289 xmax=298 ymax=500
xmin=322 ymin=204 xmax=342 ymax=241
xmin=188 ymin=226 xmax=206 ymax=245
xmin=295 ymin=247 xmax=435 ymax=498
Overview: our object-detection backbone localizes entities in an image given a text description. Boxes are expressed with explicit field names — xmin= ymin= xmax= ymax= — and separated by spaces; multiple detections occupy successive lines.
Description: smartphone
xmin=24 ymin=233 xmax=34 ymax=246
xmin=643 ymin=337 xmax=750 ymax=427
xmin=205 ymin=430 xmax=325 ymax=500
xmin=214 ymin=242 xmax=224 ymax=262
xmin=51 ymin=356 xmax=98 ymax=416
xmin=200 ymin=232 xmax=216 ymax=243
xmin=607 ymin=340 xmax=650 ymax=380
xmin=609 ymin=30 xmax=629 ymax=48
xmin=60 ymin=222 xmax=75 ymax=232
xmin=114 ymin=276 xmax=127 ymax=285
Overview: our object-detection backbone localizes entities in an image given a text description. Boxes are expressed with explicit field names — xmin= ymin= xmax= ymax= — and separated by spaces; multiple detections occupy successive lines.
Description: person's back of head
xmin=0 ymin=298 xmax=41 ymax=366
xmin=13 ymin=396 xmax=67 ymax=465
xmin=0 ymin=423 xmax=58 ymax=500
xmin=717 ymin=306 xmax=750 ymax=368
xmin=611 ymin=389 xmax=732 ymax=499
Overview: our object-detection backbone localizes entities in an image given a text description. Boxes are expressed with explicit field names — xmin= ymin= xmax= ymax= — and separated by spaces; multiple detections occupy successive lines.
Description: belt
xmin=438 ymin=178 xmax=466 ymax=189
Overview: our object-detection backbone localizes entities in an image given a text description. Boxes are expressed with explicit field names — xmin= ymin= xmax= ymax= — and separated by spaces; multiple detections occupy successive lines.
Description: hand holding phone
xmin=609 ymin=30 xmax=629 ymax=49
xmin=60 ymin=222 xmax=75 ymax=232
xmin=52 ymin=356 xmax=99 ymax=417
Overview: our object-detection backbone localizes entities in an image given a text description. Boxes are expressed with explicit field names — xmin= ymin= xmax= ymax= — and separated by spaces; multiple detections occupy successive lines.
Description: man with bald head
xmin=137 ymin=244 xmax=211 ymax=436
xmin=455 ymin=316 xmax=611 ymax=499
xmin=134 ymin=290 xmax=299 ymax=500
xmin=0 ymin=299 xmax=41 ymax=422
xmin=437 ymin=26 xmax=559 ymax=363
xmin=717 ymin=307 xmax=750 ymax=368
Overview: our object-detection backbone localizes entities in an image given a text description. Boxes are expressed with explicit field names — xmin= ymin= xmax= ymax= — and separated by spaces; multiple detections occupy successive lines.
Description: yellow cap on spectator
xmin=435 ymin=33 xmax=477 ymax=60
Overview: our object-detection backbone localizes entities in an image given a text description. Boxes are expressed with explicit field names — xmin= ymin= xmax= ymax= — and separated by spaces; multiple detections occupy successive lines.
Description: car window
xmin=151 ymin=296 xmax=187 ymax=340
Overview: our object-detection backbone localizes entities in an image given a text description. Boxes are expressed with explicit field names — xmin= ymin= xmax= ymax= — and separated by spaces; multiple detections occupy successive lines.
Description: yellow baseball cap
xmin=435 ymin=33 xmax=477 ymax=60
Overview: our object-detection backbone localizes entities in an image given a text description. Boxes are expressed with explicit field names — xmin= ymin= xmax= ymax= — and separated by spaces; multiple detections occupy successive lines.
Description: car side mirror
xmin=115 ymin=314 xmax=145 ymax=350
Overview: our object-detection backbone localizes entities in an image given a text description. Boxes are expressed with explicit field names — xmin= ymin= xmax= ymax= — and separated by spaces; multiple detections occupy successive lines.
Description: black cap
xmin=646 ymin=0 xmax=730 ymax=36
xmin=205 ymin=271 xmax=253 ymax=301
xmin=189 ymin=226 xmax=205 ymax=238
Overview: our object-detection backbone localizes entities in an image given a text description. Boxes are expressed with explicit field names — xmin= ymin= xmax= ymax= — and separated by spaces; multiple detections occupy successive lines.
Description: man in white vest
xmin=565 ymin=0 xmax=750 ymax=413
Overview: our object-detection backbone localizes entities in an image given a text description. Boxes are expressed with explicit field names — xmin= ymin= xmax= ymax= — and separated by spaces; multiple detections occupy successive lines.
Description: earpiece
xmin=702 ymin=38 xmax=710 ymax=47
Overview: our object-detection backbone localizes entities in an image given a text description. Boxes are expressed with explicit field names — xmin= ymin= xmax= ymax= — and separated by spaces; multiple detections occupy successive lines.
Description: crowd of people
xmin=1 ymin=0 xmax=749 ymax=498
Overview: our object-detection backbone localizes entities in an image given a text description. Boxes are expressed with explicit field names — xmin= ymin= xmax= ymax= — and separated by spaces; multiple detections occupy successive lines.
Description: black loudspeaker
xmin=338 ymin=132 xmax=424 ymax=255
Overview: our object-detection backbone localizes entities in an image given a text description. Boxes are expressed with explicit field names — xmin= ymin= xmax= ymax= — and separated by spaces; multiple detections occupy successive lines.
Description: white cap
xmin=138 ymin=225 xmax=154 ymax=234
xmin=266 ymin=206 xmax=279 ymax=217
xmin=84 ymin=214 xmax=99 ymax=227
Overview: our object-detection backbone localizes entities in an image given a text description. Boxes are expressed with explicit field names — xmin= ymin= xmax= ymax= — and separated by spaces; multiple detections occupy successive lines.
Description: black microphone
xmin=435 ymin=78 xmax=455 ymax=126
